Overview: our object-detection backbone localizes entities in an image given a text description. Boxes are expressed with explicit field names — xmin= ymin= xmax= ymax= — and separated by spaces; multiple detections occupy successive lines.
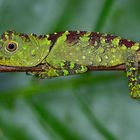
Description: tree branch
xmin=0 ymin=65 xmax=43 ymax=72
xmin=0 ymin=64 xmax=129 ymax=72
xmin=88 ymin=64 xmax=126 ymax=71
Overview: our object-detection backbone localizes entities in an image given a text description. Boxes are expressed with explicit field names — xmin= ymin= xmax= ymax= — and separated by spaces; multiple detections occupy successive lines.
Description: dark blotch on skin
xmin=1 ymin=32 xmax=7 ymax=41
xmin=6 ymin=30 xmax=14 ymax=40
xmin=56 ymin=70 xmax=64 ymax=76
xmin=66 ymin=31 xmax=78 ymax=43
xmin=64 ymin=61 xmax=70 ymax=68
xmin=7 ymin=30 xmax=13 ymax=34
xmin=89 ymin=32 xmax=102 ymax=45
xmin=119 ymin=39 xmax=135 ymax=47
xmin=38 ymin=35 xmax=44 ymax=39
xmin=105 ymin=34 xmax=118 ymax=43
xmin=48 ymin=32 xmax=64 ymax=43
xmin=19 ymin=33 xmax=30 ymax=42
xmin=66 ymin=31 xmax=87 ymax=44
xmin=32 ymin=33 xmax=37 ymax=37
xmin=47 ymin=32 xmax=64 ymax=53
xmin=73 ymin=63 xmax=82 ymax=70
xmin=1 ymin=30 xmax=17 ymax=41
xmin=69 ymin=70 xmax=76 ymax=75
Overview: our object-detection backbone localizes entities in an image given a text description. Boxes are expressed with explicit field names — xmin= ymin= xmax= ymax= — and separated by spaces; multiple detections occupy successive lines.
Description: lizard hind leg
xmin=126 ymin=53 xmax=140 ymax=98
xmin=34 ymin=61 xmax=88 ymax=79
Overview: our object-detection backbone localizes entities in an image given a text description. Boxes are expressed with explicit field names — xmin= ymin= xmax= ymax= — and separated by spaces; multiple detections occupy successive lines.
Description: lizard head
xmin=0 ymin=30 xmax=51 ymax=67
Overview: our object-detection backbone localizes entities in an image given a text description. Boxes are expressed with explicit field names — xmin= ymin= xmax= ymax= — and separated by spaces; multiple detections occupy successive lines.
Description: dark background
xmin=0 ymin=0 xmax=140 ymax=140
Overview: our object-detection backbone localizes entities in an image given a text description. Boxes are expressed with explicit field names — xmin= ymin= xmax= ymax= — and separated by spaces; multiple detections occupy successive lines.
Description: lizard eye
xmin=6 ymin=42 xmax=18 ymax=52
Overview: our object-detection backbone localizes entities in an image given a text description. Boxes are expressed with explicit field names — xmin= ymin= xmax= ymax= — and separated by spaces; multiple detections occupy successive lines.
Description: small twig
xmin=0 ymin=64 xmax=129 ymax=72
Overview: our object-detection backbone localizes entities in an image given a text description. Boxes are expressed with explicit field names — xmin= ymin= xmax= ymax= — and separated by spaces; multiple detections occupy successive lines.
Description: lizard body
xmin=0 ymin=30 xmax=140 ymax=98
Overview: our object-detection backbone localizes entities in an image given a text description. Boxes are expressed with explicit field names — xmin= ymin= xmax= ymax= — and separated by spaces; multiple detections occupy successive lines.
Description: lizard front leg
xmin=125 ymin=52 xmax=140 ymax=98
xmin=34 ymin=61 xmax=88 ymax=79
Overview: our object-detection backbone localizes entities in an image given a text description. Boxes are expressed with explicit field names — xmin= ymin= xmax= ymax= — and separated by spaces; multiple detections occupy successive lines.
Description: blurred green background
xmin=0 ymin=0 xmax=140 ymax=140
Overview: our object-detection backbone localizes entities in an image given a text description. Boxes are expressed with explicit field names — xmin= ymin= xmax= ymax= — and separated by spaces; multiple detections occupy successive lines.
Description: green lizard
xmin=0 ymin=30 xmax=140 ymax=98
